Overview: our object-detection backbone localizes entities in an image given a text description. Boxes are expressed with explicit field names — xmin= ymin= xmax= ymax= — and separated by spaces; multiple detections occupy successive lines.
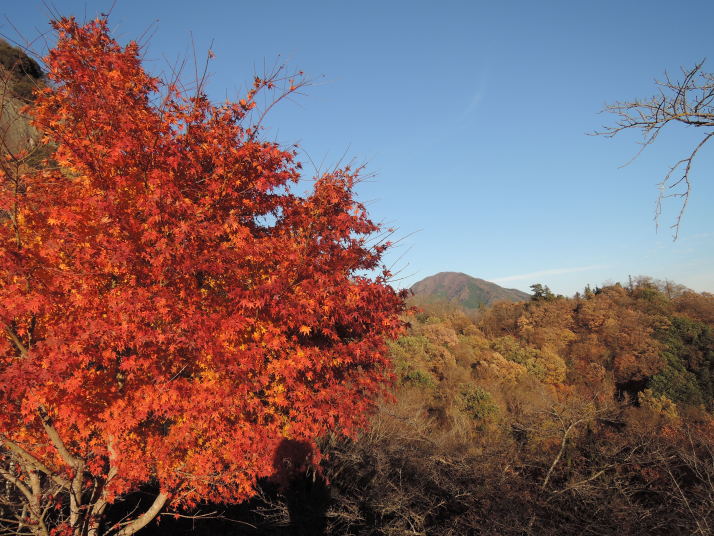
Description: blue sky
xmin=3 ymin=1 xmax=713 ymax=295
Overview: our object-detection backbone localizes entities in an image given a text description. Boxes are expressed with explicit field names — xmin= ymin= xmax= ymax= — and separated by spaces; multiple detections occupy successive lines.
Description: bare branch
xmin=595 ymin=60 xmax=714 ymax=239
xmin=112 ymin=492 xmax=168 ymax=536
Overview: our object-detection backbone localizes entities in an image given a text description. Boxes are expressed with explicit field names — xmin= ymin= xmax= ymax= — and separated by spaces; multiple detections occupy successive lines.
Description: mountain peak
xmin=410 ymin=272 xmax=530 ymax=309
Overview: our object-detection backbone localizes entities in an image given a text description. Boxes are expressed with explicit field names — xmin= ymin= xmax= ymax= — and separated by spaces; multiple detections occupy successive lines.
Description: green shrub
xmin=459 ymin=385 xmax=499 ymax=421
xmin=401 ymin=369 xmax=436 ymax=387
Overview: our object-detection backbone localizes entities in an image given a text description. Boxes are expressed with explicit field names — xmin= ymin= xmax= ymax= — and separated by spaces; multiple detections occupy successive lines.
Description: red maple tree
xmin=0 ymin=17 xmax=405 ymax=536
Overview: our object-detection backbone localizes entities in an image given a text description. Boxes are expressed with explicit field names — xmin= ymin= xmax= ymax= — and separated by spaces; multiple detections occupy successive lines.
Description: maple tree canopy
xmin=0 ymin=17 xmax=405 ymax=535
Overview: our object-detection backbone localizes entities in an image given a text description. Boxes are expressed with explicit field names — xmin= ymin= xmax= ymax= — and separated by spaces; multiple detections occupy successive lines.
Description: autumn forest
xmin=1 ymin=15 xmax=714 ymax=536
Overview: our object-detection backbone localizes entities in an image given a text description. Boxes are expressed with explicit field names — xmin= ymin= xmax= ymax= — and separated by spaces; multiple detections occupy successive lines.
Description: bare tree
xmin=597 ymin=61 xmax=714 ymax=239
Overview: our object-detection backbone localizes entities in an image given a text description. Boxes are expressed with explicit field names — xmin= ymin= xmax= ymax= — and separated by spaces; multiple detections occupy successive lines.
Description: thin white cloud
xmin=462 ymin=92 xmax=483 ymax=118
xmin=491 ymin=265 xmax=605 ymax=284
xmin=457 ymin=65 xmax=491 ymax=123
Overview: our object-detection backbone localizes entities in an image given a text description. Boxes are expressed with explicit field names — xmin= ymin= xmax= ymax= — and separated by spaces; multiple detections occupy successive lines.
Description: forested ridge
xmin=321 ymin=279 xmax=714 ymax=535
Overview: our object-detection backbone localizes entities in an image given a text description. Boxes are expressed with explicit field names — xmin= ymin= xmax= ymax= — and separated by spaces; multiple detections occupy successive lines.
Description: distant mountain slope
xmin=410 ymin=272 xmax=530 ymax=309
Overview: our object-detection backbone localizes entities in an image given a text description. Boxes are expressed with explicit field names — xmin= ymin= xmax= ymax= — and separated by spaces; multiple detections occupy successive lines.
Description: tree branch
xmin=37 ymin=407 xmax=81 ymax=469
xmin=0 ymin=435 xmax=70 ymax=488
xmin=0 ymin=467 xmax=49 ymax=536
xmin=3 ymin=325 xmax=28 ymax=358
xmin=595 ymin=60 xmax=714 ymax=238
xmin=112 ymin=492 xmax=168 ymax=536
xmin=37 ymin=407 xmax=86 ymax=529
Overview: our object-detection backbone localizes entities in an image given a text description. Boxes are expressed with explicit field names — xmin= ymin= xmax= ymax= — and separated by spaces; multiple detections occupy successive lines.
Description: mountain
xmin=410 ymin=272 xmax=530 ymax=309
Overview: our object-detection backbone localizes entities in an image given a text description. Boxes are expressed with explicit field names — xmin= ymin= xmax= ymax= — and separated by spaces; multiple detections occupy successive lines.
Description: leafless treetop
xmin=597 ymin=61 xmax=714 ymax=239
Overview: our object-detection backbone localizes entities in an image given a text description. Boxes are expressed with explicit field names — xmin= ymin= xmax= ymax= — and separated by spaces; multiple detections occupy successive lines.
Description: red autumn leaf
xmin=0 ymin=16 xmax=406 ymax=536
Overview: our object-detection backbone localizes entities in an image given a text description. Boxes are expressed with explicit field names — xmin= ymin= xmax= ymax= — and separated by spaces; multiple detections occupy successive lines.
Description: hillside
xmin=410 ymin=271 xmax=530 ymax=308
xmin=0 ymin=39 xmax=43 ymax=155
